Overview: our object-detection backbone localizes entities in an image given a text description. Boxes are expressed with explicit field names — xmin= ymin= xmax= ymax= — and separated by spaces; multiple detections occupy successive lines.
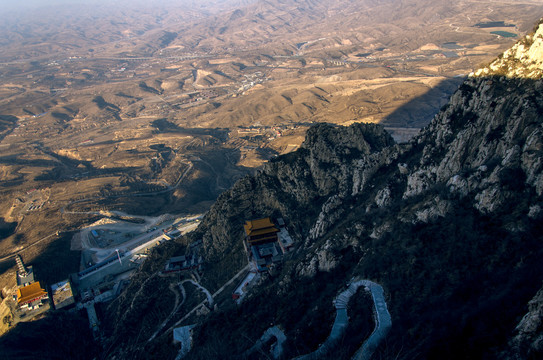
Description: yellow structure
xmin=243 ymin=218 xmax=279 ymax=244
xmin=17 ymin=282 xmax=48 ymax=306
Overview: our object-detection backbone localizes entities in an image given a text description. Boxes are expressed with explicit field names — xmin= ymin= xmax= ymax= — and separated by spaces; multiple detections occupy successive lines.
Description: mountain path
xmin=159 ymin=263 xmax=252 ymax=339
xmin=294 ymin=279 xmax=391 ymax=360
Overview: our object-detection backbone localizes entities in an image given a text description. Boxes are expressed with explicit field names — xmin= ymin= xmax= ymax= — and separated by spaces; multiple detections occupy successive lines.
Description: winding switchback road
xmin=294 ymin=279 xmax=391 ymax=360
xmin=352 ymin=280 xmax=392 ymax=360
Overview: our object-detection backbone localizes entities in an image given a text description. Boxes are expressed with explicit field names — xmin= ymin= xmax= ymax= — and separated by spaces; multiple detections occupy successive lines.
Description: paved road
xmin=352 ymin=281 xmax=392 ymax=360
xmin=294 ymin=282 xmax=355 ymax=360
xmin=295 ymin=279 xmax=391 ymax=360
xmin=212 ymin=263 xmax=252 ymax=297
xmin=148 ymin=281 xmax=186 ymax=343
xmin=185 ymin=279 xmax=213 ymax=306
xmin=78 ymin=217 xmax=189 ymax=282
xmin=84 ymin=302 xmax=100 ymax=338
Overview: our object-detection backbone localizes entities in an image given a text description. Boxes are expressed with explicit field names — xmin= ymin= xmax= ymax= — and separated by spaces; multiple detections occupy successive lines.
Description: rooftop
xmin=17 ymin=266 xmax=35 ymax=287
xmin=51 ymin=280 xmax=75 ymax=310
xmin=170 ymin=255 xmax=186 ymax=263
xmin=243 ymin=218 xmax=279 ymax=236
xmin=278 ymin=228 xmax=294 ymax=251
xmin=17 ymin=282 xmax=48 ymax=305
xmin=174 ymin=324 xmax=196 ymax=358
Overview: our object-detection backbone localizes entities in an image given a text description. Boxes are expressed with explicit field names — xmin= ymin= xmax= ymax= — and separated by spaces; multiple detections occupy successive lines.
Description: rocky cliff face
xmin=474 ymin=19 xmax=543 ymax=79
xmin=186 ymin=19 xmax=543 ymax=359
xmin=501 ymin=286 xmax=543 ymax=359
xmin=103 ymin=19 xmax=543 ymax=360
xmin=195 ymin=122 xmax=395 ymax=264
xmin=197 ymin=72 xmax=543 ymax=283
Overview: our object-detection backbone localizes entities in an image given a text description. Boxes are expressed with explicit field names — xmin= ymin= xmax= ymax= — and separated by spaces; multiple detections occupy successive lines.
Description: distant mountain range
xmin=1 ymin=0 xmax=543 ymax=61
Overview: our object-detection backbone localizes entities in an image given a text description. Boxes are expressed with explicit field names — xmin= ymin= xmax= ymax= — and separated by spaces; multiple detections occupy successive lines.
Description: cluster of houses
xmin=164 ymin=254 xmax=204 ymax=273
xmin=167 ymin=217 xmax=294 ymax=355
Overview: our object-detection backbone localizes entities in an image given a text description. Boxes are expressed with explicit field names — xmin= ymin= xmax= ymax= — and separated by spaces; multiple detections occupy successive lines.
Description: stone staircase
xmin=334 ymin=283 xmax=358 ymax=309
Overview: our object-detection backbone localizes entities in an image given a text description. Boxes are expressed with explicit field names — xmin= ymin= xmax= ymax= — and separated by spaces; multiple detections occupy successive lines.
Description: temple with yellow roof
xmin=243 ymin=218 xmax=280 ymax=245
xmin=243 ymin=217 xmax=293 ymax=272
xmin=14 ymin=254 xmax=49 ymax=311
xmin=17 ymin=281 xmax=48 ymax=307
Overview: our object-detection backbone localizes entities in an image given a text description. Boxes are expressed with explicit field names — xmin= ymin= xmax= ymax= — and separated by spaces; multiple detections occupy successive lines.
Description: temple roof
xmin=17 ymin=282 xmax=47 ymax=305
xmin=243 ymin=218 xmax=279 ymax=236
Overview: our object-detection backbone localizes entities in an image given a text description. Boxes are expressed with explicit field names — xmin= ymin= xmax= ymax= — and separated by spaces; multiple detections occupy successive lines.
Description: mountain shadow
xmin=0 ymin=218 xmax=17 ymax=241
xmin=167 ymin=74 xmax=543 ymax=360
xmin=0 ymin=310 xmax=97 ymax=360
xmin=380 ymin=76 xmax=465 ymax=142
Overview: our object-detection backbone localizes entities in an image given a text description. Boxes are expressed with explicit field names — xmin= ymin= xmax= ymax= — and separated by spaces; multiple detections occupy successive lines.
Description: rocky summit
xmin=97 ymin=19 xmax=543 ymax=360
xmin=474 ymin=20 xmax=543 ymax=79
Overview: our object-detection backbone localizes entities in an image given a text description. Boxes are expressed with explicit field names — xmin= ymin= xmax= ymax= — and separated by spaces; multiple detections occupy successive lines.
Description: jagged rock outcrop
xmin=474 ymin=19 xmax=543 ymax=79
xmin=104 ymin=18 xmax=543 ymax=360
xmin=500 ymin=284 xmax=543 ymax=359
xmin=184 ymin=19 xmax=543 ymax=359
xmin=195 ymin=122 xmax=395 ymax=262
xmin=410 ymin=75 xmax=543 ymax=215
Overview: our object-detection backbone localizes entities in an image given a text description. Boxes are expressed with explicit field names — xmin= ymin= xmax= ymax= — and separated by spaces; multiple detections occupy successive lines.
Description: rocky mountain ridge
xmin=187 ymin=18 xmax=543 ymax=359
xmin=99 ymin=17 xmax=543 ymax=360
xmin=474 ymin=19 xmax=543 ymax=79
